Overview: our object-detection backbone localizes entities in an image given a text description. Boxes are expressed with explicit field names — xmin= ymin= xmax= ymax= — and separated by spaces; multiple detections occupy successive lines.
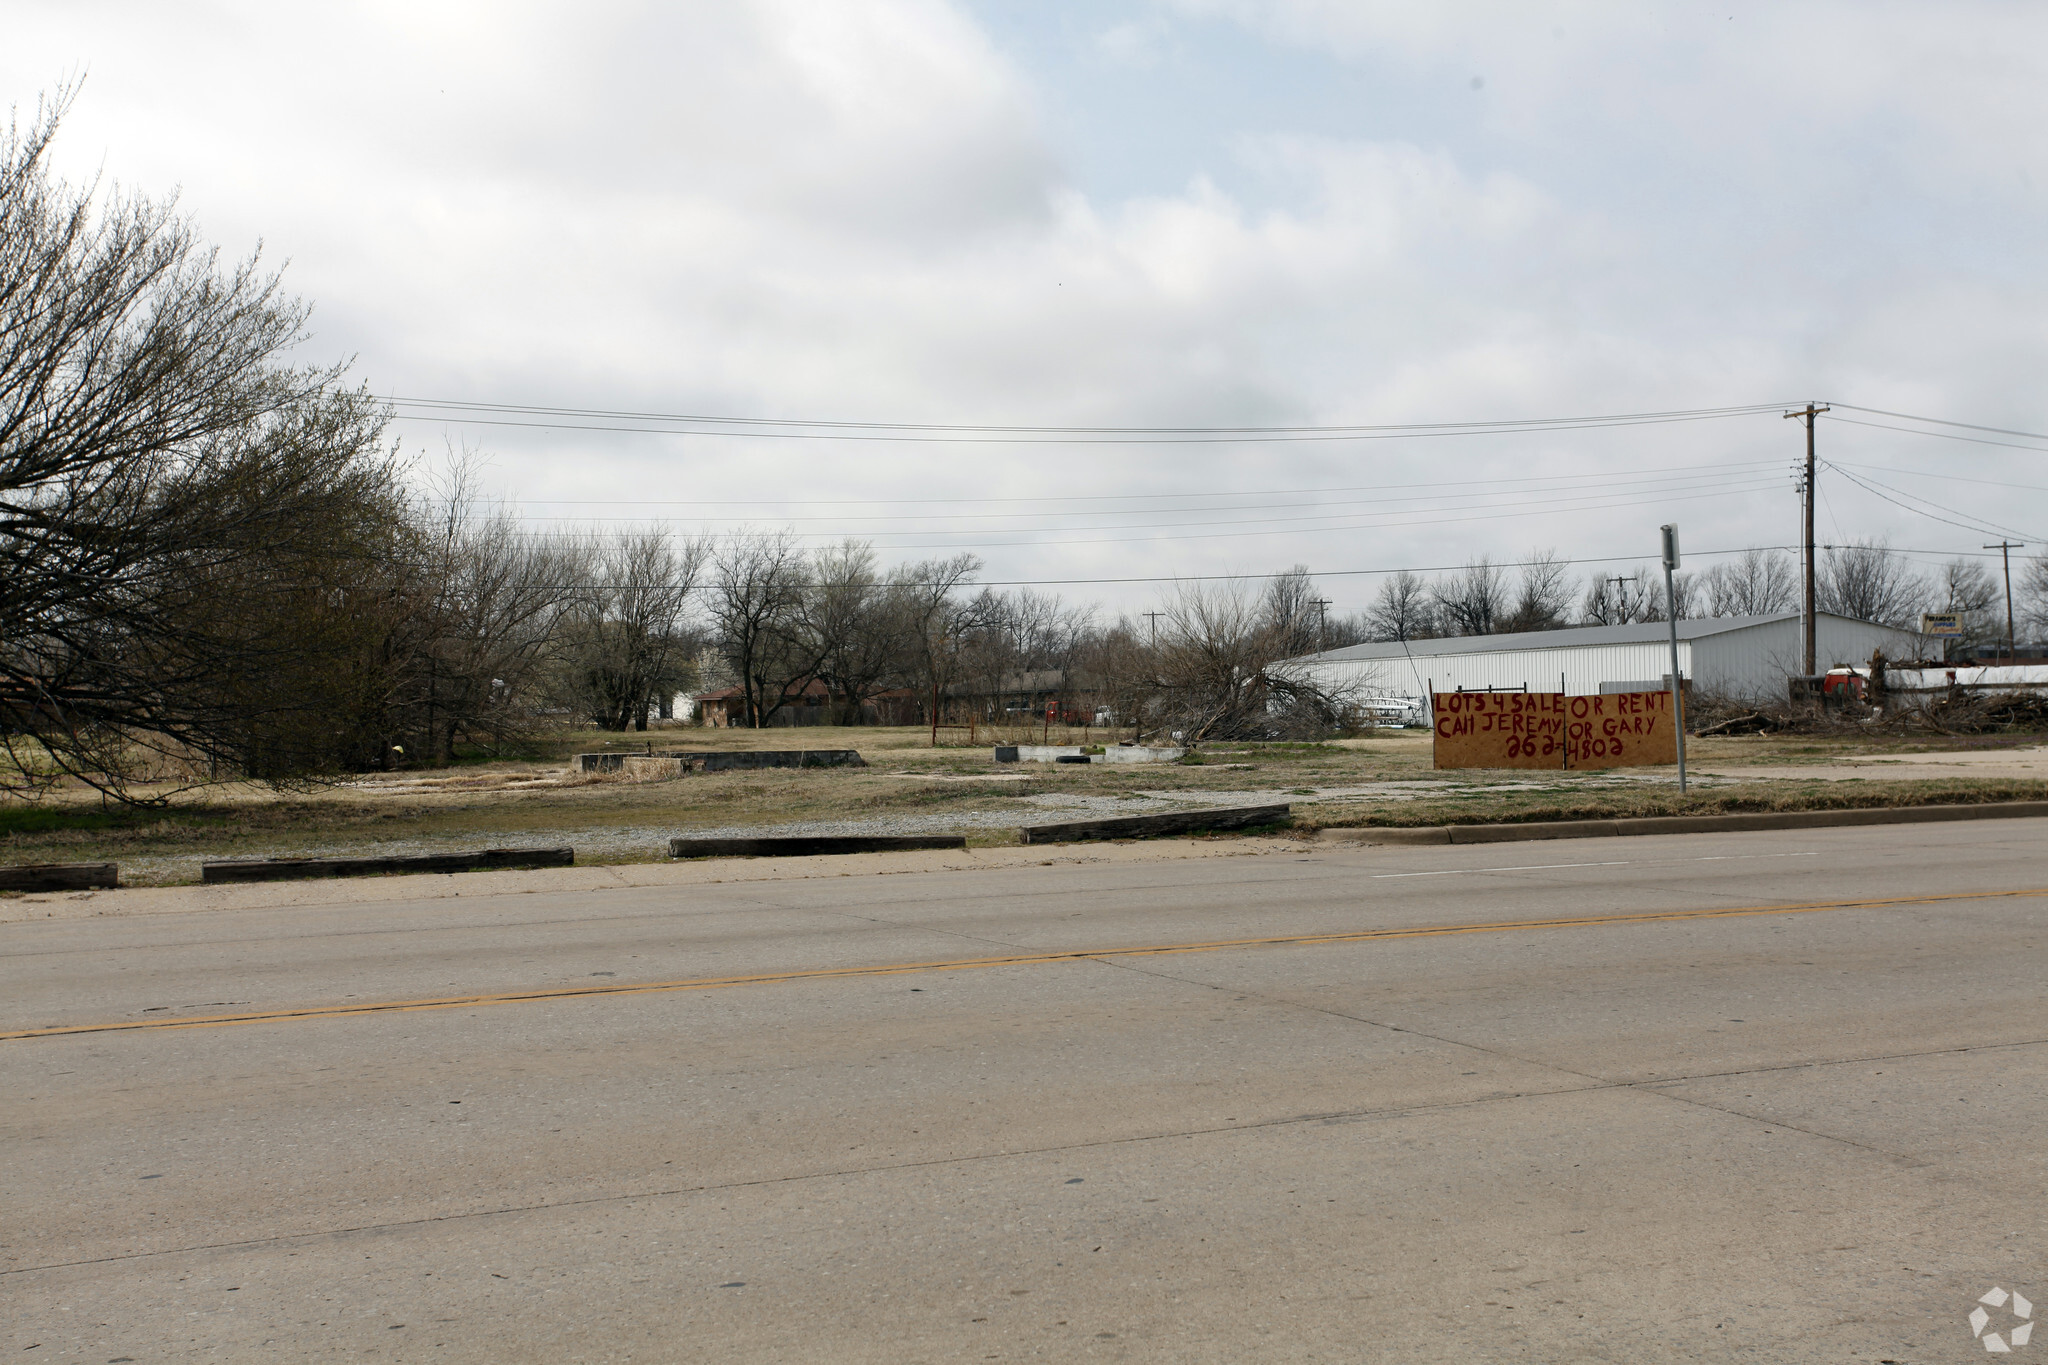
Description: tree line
xmin=1330 ymin=544 xmax=2044 ymax=652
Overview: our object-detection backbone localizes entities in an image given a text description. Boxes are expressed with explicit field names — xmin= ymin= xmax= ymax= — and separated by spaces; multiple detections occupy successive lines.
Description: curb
xmin=669 ymin=835 xmax=967 ymax=858
xmin=0 ymin=862 xmax=119 ymax=892
xmin=1021 ymin=804 xmax=1291 ymax=845
xmin=202 ymin=847 xmax=575 ymax=884
xmin=1314 ymin=799 xmax=2048 ymax=847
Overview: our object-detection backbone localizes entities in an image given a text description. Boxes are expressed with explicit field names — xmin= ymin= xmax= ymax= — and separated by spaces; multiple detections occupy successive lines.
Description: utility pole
xmin=1143 ymin=611 xmax=1163 ymax=647
xmin=1985 ymin=541 xmax=2026 ymax=660
xmin=1309 ymin=597 xmax=1332 ymax=652
xmin=1605 ymin=575 xmax=1632 ymax=622
xmin=1785 ymin=403 xmax=1829 ymax=677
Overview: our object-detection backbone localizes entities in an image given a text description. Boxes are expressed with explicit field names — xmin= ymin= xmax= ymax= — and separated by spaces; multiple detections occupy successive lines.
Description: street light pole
xmin=1661 ymin=523 xmax=1688 ymax=794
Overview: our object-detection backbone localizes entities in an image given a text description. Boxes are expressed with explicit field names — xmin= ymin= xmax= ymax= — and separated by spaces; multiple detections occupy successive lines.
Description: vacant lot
xmin=5 ymin=724 xmax=2047 ymax=884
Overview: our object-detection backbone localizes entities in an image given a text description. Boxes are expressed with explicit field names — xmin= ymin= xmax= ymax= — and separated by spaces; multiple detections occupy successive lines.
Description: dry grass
xmin=3 ymin=724 xmax=2044 ymax=881
xmin=1293 ymin=777 xmax=2048 ymax=831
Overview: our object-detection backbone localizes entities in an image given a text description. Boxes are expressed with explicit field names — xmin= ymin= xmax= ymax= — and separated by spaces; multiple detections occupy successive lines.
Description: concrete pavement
xmin=5 ymin=820 xmax=2047 ymax=1361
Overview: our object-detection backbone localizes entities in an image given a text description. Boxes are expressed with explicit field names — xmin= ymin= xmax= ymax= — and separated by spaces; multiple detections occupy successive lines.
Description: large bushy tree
xmin=1 ymin=89 xmax=417 ymax=795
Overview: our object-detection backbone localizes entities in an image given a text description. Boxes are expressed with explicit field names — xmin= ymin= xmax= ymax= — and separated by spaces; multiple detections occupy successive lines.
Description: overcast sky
xmin=10 ymin=1 xmax=2047 ymax=615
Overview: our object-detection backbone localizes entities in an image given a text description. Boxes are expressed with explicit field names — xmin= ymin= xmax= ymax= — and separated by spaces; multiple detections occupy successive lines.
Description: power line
xmin=492 ymin=477 xmax=1788 ymax=549
xmin=1824 ymin=414 xmax=2048 ymax=454
xmin=387 ymin=409 xmax=1796 ymax=446
xmin=388 ymin=395 xmax=1794 ymax=439
xmin=1830 ymin=462 xmax=2048 ymax=497
xmin=500 ymin=474 xmax=1789 ymax=535
xmin=450 ymin=543 xmax=2015 ymax=592
xmin=500 ymin=458 xmax=1786 ymax=509
xmin=1823 ymin=462 xmax=2043 ymax=544
xmin=1827 ymin=403 xmax=2048 ymax=443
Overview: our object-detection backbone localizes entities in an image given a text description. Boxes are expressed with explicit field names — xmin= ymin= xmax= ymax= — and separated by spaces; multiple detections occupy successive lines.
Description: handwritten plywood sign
xmin=1432 ymin=692 xmax=1566 ymax=769
xmin=1565 ymin=691 xmax=1677 ymax=769
xmin=1434 ymin=691 xmax=1678 ymax=770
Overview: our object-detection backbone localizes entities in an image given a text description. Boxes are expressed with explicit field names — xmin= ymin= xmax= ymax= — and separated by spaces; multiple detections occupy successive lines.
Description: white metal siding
xmin=1309 ymin=639 xmax=1693 ymax=698
xmin=1309 ymin=616 xmax=1928 ymax=702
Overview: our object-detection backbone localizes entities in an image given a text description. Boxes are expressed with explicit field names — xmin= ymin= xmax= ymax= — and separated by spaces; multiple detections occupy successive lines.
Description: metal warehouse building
xmin=1295 ymin=611 xmax=1929 ymax=701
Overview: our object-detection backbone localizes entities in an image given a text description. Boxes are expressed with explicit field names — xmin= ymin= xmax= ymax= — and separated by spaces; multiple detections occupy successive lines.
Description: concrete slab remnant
xmin=577 ymin=750 xmax=866 ymax=774
xmin=994 ymin=745 xmax=1185 ymax=764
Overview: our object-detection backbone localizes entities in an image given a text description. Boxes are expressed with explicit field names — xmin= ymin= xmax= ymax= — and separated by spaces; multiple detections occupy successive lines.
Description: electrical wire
xmin=498 ymin=472 xmax=1788 ymax=532
xmin=388 ymin=395 xmax=1794 ymax=439
xmin=469 ymin=544 xmax=1815 ymax=592
xmin=501 ymin=458 xmax=1786 ymax=510
xmin=387 ymin=409 xmax=1797 ymax=446
xmin=1825 ymin=414 xmax=2048 ymax=454
xmin=1831 ymin=462 xmax=2048 ymax=497
xmin=1823 ymin=462 xmax=2042 ymax=544
xmin=497 ymin=477 xmax=1788 ymax=549
xmin=1827 ymin=403 xmax=2048 ymax=443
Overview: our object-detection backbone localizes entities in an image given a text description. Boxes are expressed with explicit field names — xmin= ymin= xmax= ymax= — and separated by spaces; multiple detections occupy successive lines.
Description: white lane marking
xmin=1370 ymin=852 xmax=1822 ymax=879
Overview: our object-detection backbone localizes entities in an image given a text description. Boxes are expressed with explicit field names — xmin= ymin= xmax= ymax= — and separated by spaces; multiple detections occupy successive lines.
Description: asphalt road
xmin=6 ymin=820 xmax=2048 ymax=1362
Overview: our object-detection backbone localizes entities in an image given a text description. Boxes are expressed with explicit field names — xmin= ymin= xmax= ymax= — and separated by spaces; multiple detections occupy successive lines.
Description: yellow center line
xmin=7 ymin=887 xmax=2042 ymax=1042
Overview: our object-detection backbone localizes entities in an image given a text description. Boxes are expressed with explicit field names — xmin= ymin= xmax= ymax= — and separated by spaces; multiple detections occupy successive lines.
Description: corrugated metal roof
xmin=1292 ymin=612 xmax=1907 ymax=664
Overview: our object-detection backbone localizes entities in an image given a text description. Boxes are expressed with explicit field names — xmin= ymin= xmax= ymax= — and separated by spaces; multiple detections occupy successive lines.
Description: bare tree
xmin=2024 ymin=553 xmax=2048 ymax=643
xmin=1502 ymin=550 xmax=1573 ymax=633
xmin=1670 ymin=570 xmax=1699 ymax=620
xmin=1581 ymin=567 xmax=1658 ymax=625
xmin=1935 ymin=556 xmax=2002 ymax=651
xmin=958 ymin=587 xmax=1090 ymax=718
xmin=892 ymin=553 xmax=984 ymax=721
xmin=1433 ymin=557 xmax=1509 ymax=637
xmin=1365 ymin=570 xmax=1436 ymax=642
xmin=1 ymin=86 xmax=406 ymax=796
xmin=1820 ymin=539 xmax=1927 ymax=627
xmin=1262 ymin=565 xmax=1324 ymax=655
xmin=559 ymin=528 xmax=707 ymax=731
xmin=1322 ymin=610 xmax=1370 ymax=650
xmin=804 ymin=539 xmax=910 ymax=723
xmin=408 ymin=456 xmax=584 ymax=757
xmin=1702 ymin=548 xmax=1796 ymax=617
xmin=1120 ymin=580 xmax=1364 ymax=741
xmin=711 ymin=531 xmax=820 ymax=727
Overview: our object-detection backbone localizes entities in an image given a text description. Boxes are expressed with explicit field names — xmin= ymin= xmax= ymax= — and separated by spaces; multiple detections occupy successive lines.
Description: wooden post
xmin=930 ymin=681 xmax=939 ymax=747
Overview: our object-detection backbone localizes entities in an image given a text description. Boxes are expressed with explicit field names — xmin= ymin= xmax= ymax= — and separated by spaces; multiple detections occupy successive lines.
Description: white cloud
xmin=6 ymin=0 xmax=2045 ymax=608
